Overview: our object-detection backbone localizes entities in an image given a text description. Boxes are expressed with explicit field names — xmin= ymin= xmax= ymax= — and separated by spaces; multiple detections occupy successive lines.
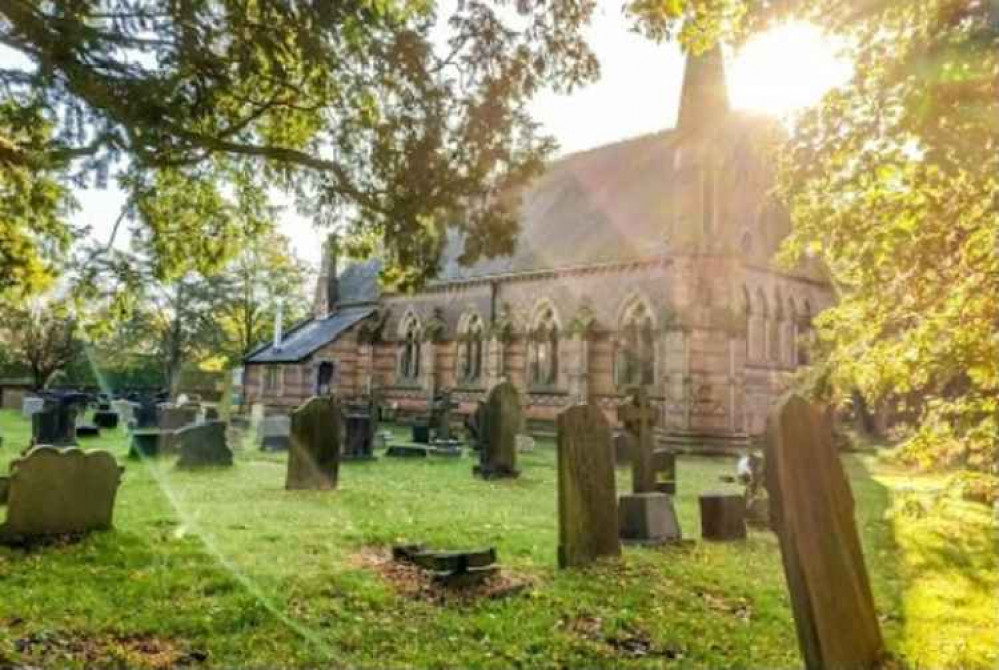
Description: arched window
xmin=771 ymin=287 xmax=783 ymax=363
xmin=798 ymin=300 xmax=813 ymax=366
xmin=529 ymin=306 xmax=559 ymax=387
xmin=316 ymin=361 xmax=335 ymax=395
xmin=617 ymin=300 xmax=655 ymax=387
xmin=399 ymin=314 xmax=422 ymax=381
xmin=754 ymin=287 xmax=769 ymax=362
xmin=458 ymin=314 xmax=484 ymax=384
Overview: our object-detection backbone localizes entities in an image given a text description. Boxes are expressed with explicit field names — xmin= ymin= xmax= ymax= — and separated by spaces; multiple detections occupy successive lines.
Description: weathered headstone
xmin=557 ymin=404 xmax=620 ymax=568
xmin=699 ymin=493 xmax=746 ymax=541
xmin=515 ymin=434 xmax=535 ymax=453
xmin=286 ymin=396 xmax=341 ymax=490
xmin=31 ymin=400 xmax=78 ymax=447
xmin=764 ymin=395 xmax=883 ymax=670
xmin=111 ymin=399 xmax=136 ymax=426
xmin=157 ymin=404 xmax=198 ymax=431
xmin=176 ymin=421 xmax=234 ymax=469
xmin=433 ymin=389 xmax=456 ymax=441
xmin=343 ymin=407 xmax=376 ymax=461
xmin=0 ymin=447 xmax=123 ymax=544
xmin=385 ymin=444 xmax=429 ymax=458
xmin=259 ymin=415 xmax=291 ymax=451
xmin=473 ymin=382 xmax=521 ymax=480
xmin=93 ymin=408 xmax=119 ymax=429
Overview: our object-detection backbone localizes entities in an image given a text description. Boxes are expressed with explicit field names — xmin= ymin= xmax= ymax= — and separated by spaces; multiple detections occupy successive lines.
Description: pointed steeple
xmin=677 ymin=45 xmax=730 ymax=134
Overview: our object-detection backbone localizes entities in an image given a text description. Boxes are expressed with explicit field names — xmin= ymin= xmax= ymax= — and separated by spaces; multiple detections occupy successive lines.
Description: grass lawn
xmin=0 ymin=409 xmax=995 ymax=668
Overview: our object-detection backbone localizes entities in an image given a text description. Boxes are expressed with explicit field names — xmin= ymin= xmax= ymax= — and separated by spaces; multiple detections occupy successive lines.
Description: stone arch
xmin=529 ymin=297 xmax=563 ymax=333
xmin=397 ymin=308 xmax=423 ymax=381
xmin=457 ymin=311 xmax=486 ymax=384
xmin=528 ymin=298 xmax=561 ymax=387
xmin=615 ymin=293 xmax=657 ymax=387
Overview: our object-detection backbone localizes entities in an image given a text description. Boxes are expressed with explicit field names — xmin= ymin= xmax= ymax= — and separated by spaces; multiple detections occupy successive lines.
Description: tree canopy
xmin=0 ymin=0 xmax=598 ymax=296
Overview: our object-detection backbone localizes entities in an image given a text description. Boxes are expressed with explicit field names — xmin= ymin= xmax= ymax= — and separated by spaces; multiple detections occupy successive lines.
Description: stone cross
xmin=764 ymin=394 xmax=883 ymax=670
xmin=618 ymin=386 xmax=656 ymax=493
xmin=557 ymin=404 xmax=620 ymax=568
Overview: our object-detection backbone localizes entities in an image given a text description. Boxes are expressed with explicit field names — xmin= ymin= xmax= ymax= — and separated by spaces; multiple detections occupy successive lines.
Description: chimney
xmin=677 ymin=44 xmax=730 ymax=135
xmin=273 ymin=298 xmax=284 ymax=350
xmin=326 ymin=234 xmax=339 ymax=313
xmin=313 ymin=233 xmax=340 ymax=319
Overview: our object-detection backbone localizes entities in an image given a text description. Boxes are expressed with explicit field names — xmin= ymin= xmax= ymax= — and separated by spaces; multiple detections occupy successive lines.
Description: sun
xmin=727 ymin=22 xmax=852 ymax=118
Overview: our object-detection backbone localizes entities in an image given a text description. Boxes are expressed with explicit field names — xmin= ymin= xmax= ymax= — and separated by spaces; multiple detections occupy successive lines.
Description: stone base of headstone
xmin=618 ymin=493 xmax=682 ymax=545
xmin=430 ymin=439 xmax=463 ymax=457
xmin=393 ymin=544 xmax=499 ymax=587
xmin=699 ymin=493 xmax=747 ymax=541
xmin=472 ymin=464 xmax=519 ymax=480
xmin=76 ymin=425 xmax=101 ymax=438
xmin=93 ymin=411 xmax=119 ymax=429
xmin=386 ymin=444 xmax=429 ymax=458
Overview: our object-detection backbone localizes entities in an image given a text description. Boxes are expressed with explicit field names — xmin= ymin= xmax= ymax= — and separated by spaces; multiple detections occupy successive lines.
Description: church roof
xmin=338 ymin=257 xmax=381 ymax=305
xmin=244 ymin=305 xmax=376 ymax=364
xmin=436 ymin=130 xmax=684 ymax=281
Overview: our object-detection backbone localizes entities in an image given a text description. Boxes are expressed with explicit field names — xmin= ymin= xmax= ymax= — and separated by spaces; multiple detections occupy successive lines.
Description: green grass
xmin=0 ymin=410 xmax=995 ymax=668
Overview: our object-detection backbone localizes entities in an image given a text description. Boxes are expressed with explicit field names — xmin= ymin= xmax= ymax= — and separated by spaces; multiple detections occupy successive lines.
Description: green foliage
xmin=0 ymin=0 xmax=599 ymax=293
xmin=772 ymin=0 xmax=998 ymax=472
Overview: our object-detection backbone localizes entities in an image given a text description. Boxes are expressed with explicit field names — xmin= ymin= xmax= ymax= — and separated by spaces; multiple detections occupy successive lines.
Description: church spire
xmin=677 ymin=44 xmax=730 ymax=134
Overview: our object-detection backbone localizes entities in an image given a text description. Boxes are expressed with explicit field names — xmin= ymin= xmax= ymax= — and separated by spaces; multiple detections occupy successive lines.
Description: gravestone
xmin=699 ymin=493 xmax=747 ymax=541
xmin=75 ymin=424 xmax=101 ymax=438
xmin=473 ymin=382 xmax=521 ymax=480
xmin=132 ymin=398 xmax=159 ymax=429
xmin=385 ymin=444 xmax=429 ymax=458
xmin=129 ymin=430 xmax=163 ymax=458
xmin=515 ymin=434 xmax=535 ymax=453
xmin=343 ymin=410 xmax=376 ymax=461
xmin=764 ymin=395 xmax=883 ymax=670
xmin=111 ymin=399 xmax=136 ymax=426
xmin=259 ymin=415 xmax=291 ymax=451
xmin=432 ymin=389 xmax=457 ymax=441
xmin=617 ymin=388 xmax=678 ymax=543
xmin=286 ymin=396 xmax=341 ymax=490
xmin=157 ymin=404 xmax=199 ymax=431
xmin=176 ymin=421 xmax=234 ymax=468
xmin=0 ymin=447 xmax=123 ymax=544
xmin=93 ymin=408 xmax=119 ymax=429
xmin=557 ymin=404 xmax=620 ymax=568
xmin=31 ymin=399 xmax=78 ymax=447
xmin=411 ymin=421 xmax=431 ymax=444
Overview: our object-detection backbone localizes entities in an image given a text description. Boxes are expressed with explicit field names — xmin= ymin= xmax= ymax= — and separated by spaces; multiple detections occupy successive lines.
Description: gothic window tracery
xmin=458 ymin=313 xmax=484 ymax=384
xmin=529 ymin=305 xmax=559 ymax=387
xmin=616 ymin=300 xmax=656 ymax=387
xmin=399 ymin=313 xmax=422 ymax=381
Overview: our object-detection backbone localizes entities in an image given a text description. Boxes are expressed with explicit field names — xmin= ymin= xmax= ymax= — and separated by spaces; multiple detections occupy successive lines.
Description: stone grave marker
xmin=515 ymin=434 xmax=535 ymax=453
xmin=343 ymin=405 xmax=377 ymax=461
xmin=259 ymin=415 xmax=291 ymax=451
xmin=176 ymin=421 xmax=234 ymax=469
xmin=157 ymin=404 xmax=199 ymax=432
xmin=556 ymin=404 xmax=620 ymax=568
xmin=612 ymin=431 xmax=632 ymax=467
xmin=764 ymin=394 xmax=883 ymax=670
xmin=286 ymin=396 xmax=341 ymax=490
xmin=0 ymin=447 xmax=123 ymax=544
xmin=31 ymin=397 xmax=80 ymax=447
xmin=617 ymin=387 xmax=679 ymax=544
xmin=651 ymin=449 xmax=677 ymax=495
xmin=473 ymin=381 xmax=521 ymax=480
xmin=699 ymin=493 xmax=746 ymax=540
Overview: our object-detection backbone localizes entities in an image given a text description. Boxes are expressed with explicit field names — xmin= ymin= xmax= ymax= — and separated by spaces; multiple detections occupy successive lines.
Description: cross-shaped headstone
xmin=618 ymin=386 xmax=656 ymax=493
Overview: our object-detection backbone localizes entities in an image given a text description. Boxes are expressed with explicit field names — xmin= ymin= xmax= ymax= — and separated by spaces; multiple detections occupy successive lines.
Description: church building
xmin=243 ymin=48 xmax=833 ymax=449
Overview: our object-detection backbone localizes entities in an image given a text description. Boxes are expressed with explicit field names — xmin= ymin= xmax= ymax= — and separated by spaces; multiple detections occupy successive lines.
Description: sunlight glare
xmin=728 ymin=22 xmax=852 ymax=118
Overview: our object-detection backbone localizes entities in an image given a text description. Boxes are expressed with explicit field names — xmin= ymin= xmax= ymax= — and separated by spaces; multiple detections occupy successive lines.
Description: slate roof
xmin=244 ymin=305 xmax=376 ymax=364
xmin=436 ymin=130 xmax=683 ymax=281
xmin=338 ymin=258 xmax=381 ymax=305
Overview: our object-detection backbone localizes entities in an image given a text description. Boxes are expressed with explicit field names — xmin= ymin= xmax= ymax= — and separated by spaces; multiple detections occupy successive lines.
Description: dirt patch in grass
xmin=351 ymin=547 xmax=533 ymax=605
xmin=5 ymin=629 xmax=206 ymax=668
xmin=561 ymin=615 xmax=684 ymax=660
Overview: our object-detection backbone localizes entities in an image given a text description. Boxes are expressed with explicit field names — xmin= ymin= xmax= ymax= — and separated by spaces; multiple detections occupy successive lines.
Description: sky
xmin=7 ymin=3 xmax=851 ymax=271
